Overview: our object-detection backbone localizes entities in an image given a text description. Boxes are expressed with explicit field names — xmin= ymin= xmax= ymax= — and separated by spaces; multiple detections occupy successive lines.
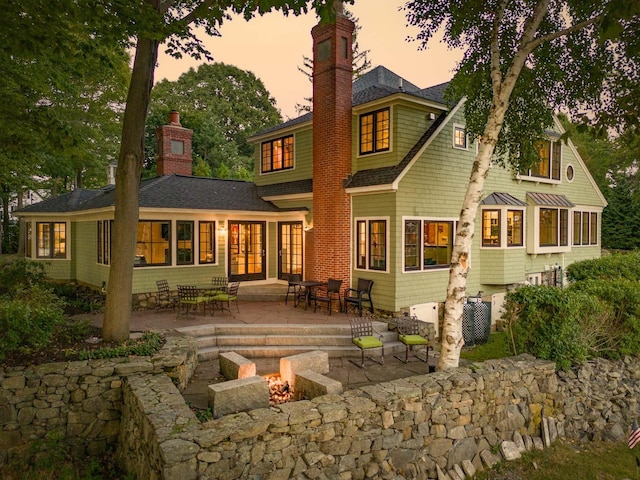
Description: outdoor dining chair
xmin=344 ymin=278 xmax=374 ymax=316
xmin=155 ymin=279 xmax=177 ymax=313
xmin=311 ymin=278 xmax=342 ymax=315
xmin=210 ymin=281 xmax=240 ymax=314
xmin=394 ymin=314 xmax=431 ymax=364
xmin=177 ymin=285 xmax=208 ymax=316
xmin=349 ymin=317 xmax=384 ymax=368
xmin=285 ymin=273 xmax=302 ymax=305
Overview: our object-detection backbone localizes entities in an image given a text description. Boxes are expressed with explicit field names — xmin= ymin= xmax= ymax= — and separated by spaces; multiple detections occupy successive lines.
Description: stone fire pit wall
xmin=116 ymin=354 xmax=640 ymax=479
xmin=0 ymin=334 xmax=197 ymax=461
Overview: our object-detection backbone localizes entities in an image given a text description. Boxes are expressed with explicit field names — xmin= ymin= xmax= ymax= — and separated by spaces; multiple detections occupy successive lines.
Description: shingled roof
xmin=17 ymin=175 xmax=302 ymax=214
xmin=252 ymin=66 xmax=450 ymax=138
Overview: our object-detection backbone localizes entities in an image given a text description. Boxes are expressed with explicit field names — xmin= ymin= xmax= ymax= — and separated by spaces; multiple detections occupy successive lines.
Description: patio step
xmin=176 ymin=322 xmax=404 ymax=361
xmin=237 ymin=283 xmax=288 ymax=302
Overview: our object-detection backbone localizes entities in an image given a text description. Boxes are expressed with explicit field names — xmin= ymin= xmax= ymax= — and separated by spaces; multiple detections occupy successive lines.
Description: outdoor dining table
xmin=290 ymin=280 xmax=326 ymax=308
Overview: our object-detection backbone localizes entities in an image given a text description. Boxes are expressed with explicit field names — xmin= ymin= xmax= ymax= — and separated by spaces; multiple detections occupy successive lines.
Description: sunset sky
xmin=155 ymin=0 xmax=463 ymax=119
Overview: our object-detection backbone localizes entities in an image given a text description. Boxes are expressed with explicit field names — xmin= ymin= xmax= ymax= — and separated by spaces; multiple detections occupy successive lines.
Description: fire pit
xmin=263 ymin=373 xmax=294 ymax=406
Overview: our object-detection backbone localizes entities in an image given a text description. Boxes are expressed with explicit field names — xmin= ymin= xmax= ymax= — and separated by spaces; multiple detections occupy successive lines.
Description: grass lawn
xmin=460 ymin=331 xmax=512 ymax=362
xmin=476 ymin=439 xmax=638 ymax=479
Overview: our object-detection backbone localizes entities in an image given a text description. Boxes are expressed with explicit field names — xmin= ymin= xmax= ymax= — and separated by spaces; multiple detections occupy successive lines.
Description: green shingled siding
xmin=74 ymin=221 xmax=109 ymax=289
xmin=479 ymin=249 xmax=526 ymax=285
xmin=253 ymin=128 xmax=313 ymax=186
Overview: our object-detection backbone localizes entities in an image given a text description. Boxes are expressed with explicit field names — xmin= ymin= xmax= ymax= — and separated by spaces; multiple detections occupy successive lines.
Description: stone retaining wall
xmin=116 ymin=354 xmax=640 ymax=479
xmin=0 ymin=334 xmax=197 ymax=463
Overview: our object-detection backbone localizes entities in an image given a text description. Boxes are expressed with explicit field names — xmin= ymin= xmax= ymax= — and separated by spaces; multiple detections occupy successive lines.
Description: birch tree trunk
xmin=102 ymin=36 xmax=159 ymax=342
xmin=437 ymin=0 xmax=551 ymax=369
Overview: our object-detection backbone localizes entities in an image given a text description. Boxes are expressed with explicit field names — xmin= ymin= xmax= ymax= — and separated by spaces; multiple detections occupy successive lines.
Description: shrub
xmin=566 ymin=250 xmax=640 ymax=282
xmin=503 ymin=286 xmax=611 ymax=370
xmin=0 ymin=286 xmax=65 ymax=359
xmin=76 ymin=332 xmax=164 ymax=360
xmin=569 ymin=278 xmax=640 ymax=357
xmin=0 ymin=258 xmax=49 ymax=293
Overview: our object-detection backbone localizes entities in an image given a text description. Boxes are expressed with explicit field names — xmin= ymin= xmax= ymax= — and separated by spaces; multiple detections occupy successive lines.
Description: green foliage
xmin=50 ymin=282 xmax=105 ymax=314
xmin=145 ymin=62 xmax=282 ymax=179
xmin=0 ymin=286 xmax=65 ymax=360
xmin=0 ymin=258 xmax=49 ymax=291
xmin=460 ymin=332 xmax=511 ymax=362
xmin=76 ymin=332 xmax=164 ymax=360
xmin=503 ymin=286 xmax=608 ymax=370
xmin=195 ymin=407 xmax=214 ymax=423
xmin=566 ymin=250 xmax=640 ymax=282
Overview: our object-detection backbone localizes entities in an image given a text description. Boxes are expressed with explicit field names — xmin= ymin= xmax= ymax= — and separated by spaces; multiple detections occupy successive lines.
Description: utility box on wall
xmin=491 ymin=292 xmax=506 ymax=328
xmin=410 ymin=302 xmax=440 ymax=338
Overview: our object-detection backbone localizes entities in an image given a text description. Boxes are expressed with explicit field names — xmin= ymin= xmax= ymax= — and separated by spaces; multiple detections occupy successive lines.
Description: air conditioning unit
xmin=410 ymin=302 xmax=439 ymax=338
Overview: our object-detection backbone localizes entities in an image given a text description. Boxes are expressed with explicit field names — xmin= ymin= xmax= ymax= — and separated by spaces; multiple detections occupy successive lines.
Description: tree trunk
xmin=102 ymin=36 xmax=158 ymax=342
xmin=17 ymin=189 xmax=24 ymax=256
xmin=438 ymin=98 xmax=513 ymax=370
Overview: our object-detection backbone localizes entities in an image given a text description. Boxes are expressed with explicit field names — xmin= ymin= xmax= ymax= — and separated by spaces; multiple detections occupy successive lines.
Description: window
xmin=521 ymin=140 xmax=562 ymax=181
xmin=199 ymin=221 xmax=216 ymax=264
xmin=566 ymin=164 xmax=575 ymax=182
xmin=482 ymin=210 xmax=500 ymax=247
xmin=573 ymin=211 xmax=598 ymax=246
xmin=177 ymin=221 xmax=194 ymax=265
xmin=453 ymin=124 xmax=467 ymax=149
xmin=539 ymin=208 xmax=568 ymax=247
xmin=25 ymin=222 xmax=32 ymax=258
xmin=261 ymin=135 xmax=294 ymax=173
xmin=136 ymin=221 xmax=170 ymax=266
xmin=359 ymin=108 xmax=390 ymax=155
xmin=97 ymin=220 xmax=112 ymax=265
xmin=507 ymin=210 xmax=524 ymax=246
xmin=355 ymin=219 xmax=388 ymax=271
xmin=403 ymin=219 xmax=455 ymax=271
xmin=36 ymin=222 xmax=66 ymax=258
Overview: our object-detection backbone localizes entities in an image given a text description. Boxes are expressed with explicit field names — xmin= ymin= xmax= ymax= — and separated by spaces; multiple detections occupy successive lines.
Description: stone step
xmin=176 ymin=321 xmax=390 ymax=338
xmin=197 ymin=341 xmax=405 ymax=361
xmin=236 ymin=284 xmax=288 ymax=302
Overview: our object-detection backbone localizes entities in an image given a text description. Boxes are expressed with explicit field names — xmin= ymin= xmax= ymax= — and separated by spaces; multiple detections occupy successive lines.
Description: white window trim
xmin=354 ymin=216 xmax=390 ymax=273
xmin=565 ymin=163 xmax=575 ymax=183
xmin=402 ymin=216 xmax=460 ymax=273
xmin=516 ymin=139 xmax=563 ymax=185
xmin=479 ymin=207 xmax=526 ymax=250
xmin=527 ymin=206 xmax=571 ymax=255
xmin=571 ymin=206 xmax=601 ymax=247
xmin=453 ymin=123 xmax=468 ymax=150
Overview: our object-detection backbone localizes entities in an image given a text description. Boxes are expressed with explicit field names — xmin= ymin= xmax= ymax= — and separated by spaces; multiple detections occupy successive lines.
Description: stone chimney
xmin=309 ymin=0 xmax=354 ymax=285
xmin=156 ymin=110 xmax=194 ymax=176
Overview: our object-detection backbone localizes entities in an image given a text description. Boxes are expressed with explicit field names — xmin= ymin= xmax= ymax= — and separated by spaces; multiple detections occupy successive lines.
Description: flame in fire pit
xmin=263 ymin=373 xmax=294 ymax=405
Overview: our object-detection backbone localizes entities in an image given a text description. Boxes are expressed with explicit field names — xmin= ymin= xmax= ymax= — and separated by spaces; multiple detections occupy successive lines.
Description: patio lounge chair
xmin=344 ymin=278 xmax=374 ymax=316
xmin=285 ymin=273 xmax=302 ymax=305
xmin=394 ymin=314 xmax=431 ymax=363
xmin=349 ymin=317 xmax=384 ymax=368
xmin=210 ymin=281 xmax=240 ymax=314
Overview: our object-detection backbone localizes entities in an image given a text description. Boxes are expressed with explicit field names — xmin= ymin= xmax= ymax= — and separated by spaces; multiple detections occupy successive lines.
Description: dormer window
xmin=261 ymin=135 xmax=294 ymax=173
xmin=359 ymin=108 xmax=390 ymax=155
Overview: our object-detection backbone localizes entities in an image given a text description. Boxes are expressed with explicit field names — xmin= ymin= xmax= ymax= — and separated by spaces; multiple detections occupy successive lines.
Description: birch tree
xmin=404 ymin=0 xmax=639 ymax=369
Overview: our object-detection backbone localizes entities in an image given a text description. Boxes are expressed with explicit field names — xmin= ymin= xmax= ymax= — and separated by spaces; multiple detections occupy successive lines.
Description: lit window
xmin=522 ymin=140 xmax=562 ymax=181
xmin=355 ymin=219 xmax=388 ymax=271
xmin=507 ymin=210 xmax=523 ymax=246
xmin=424 ymin=221 xmax=454 ymax=267
xmin=36 ymin=222 xmax=66 ymax=258
xmin=453 ymin=124 xmax=467 ymax=149
xmin=136 ymin=221 xmax=170 ymax=266
xmin=359 ymin=108 xmax=390 ymax=155
xmin=177 ymin=221 xmax=194 ymax=265
xmin=261 ymin=135 xmax=294 ymax=173
xmin=482 ymin=210 xmax=500 ymax=247
xmin=539 ymin=208 xmax=568 ymax=247
xmin=199 ymin=221 xmax=216 ymax=264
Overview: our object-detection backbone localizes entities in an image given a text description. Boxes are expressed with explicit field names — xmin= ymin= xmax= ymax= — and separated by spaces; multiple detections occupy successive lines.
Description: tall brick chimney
xmin=310 ymin=0 xmax=354 ymax=286
xmin=156 ymin=110 xmax=194 ymax=176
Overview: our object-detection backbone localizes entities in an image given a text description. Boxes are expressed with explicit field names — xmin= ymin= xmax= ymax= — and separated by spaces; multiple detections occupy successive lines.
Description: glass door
xmin=278 ymin=222 xmax=303 ymax=280
xmin=228 ymin=221 xmax=266 ymax=281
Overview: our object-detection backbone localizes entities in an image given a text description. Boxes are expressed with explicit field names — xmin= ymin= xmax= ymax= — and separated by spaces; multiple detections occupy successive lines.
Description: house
xmin=16 ymin=5 xmax=606 ymax=321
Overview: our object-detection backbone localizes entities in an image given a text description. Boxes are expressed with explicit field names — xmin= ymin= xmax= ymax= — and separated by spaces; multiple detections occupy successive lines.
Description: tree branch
xmin=490 ymin=0 xmax=508 ymax=97
xmin=527 ymin=14 xmax=604 ymax=51
xmin=178 ymin=0 xmax=219 ymax=25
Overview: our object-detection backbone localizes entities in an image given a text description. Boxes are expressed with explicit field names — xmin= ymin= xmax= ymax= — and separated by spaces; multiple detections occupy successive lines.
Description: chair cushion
xmin=213 ymin=293 xmax=236 ymax=301
xmin=398 ymin=334 xmax=428 ymax=346
xmin=353 ymin=336 xmax=383 ymax=349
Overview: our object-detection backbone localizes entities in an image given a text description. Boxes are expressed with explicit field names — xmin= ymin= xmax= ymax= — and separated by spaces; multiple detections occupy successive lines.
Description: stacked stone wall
xmin=116 ymin=354 xmax=640 ymax=479
xmin=0 ymin=334 xmax=197 ymax=463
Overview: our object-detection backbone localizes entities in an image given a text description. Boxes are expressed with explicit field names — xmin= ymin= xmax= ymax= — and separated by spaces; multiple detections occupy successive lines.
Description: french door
xmin=278 ymin=222 xmax=303 ymax=280
xmin=228 ymin=221 xmax=266 ymax=282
